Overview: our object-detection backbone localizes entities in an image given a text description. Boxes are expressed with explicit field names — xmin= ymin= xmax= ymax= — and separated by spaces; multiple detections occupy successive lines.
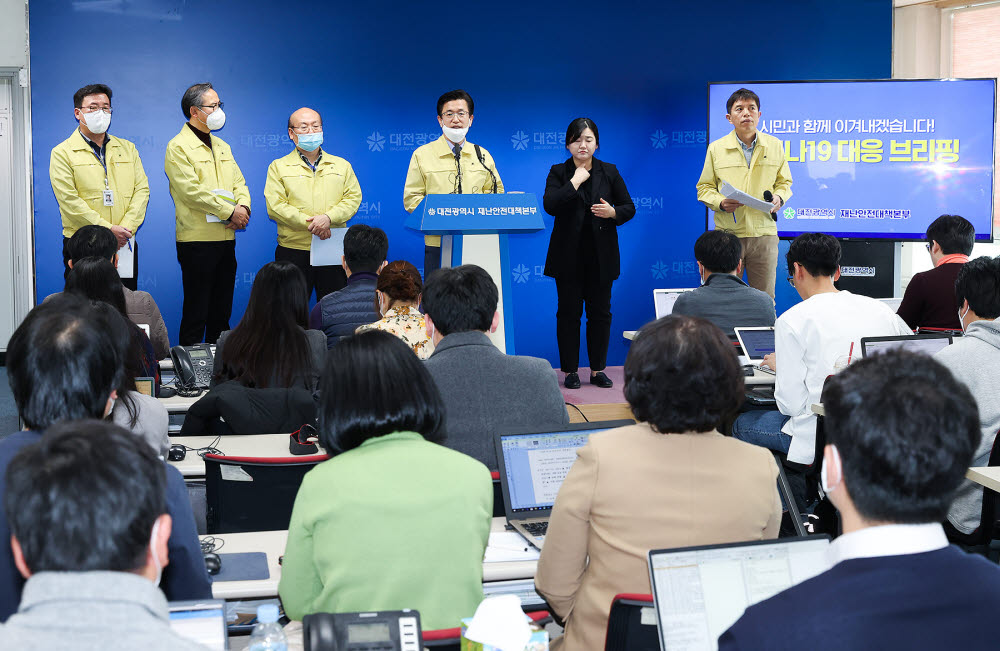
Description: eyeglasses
xmin=197 ymin=101 xmax=224 ymax=111
xmin=80 ymin=106 xmax=112 ymax=114
xmin=786 ymin=276 xmax=795 ymax=288
xmin=442 ymin=110 xmax=469 ymax=119
xmin=290 ymin=125 xmax=323 ymax=134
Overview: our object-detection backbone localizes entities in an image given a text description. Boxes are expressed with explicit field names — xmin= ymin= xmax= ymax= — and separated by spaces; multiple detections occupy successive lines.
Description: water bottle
xmin=248 ymin=604 xmax=287 ymax=651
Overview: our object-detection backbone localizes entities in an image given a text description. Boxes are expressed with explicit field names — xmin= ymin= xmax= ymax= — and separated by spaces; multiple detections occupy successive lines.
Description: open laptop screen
xmin=649 ymin=537 xmax=830 ymax=651
xmin=169 ymin=600 xmax=228 ymax=650
xmin=734 ymin=327 xmax=775 ymax=361
xmin=499 ymin=423 xmax=629 ymax=514
xmin=860 ymin=334 xmax=953 ymax=358
xmin=654 ymin=289 xmax=695 ymax=320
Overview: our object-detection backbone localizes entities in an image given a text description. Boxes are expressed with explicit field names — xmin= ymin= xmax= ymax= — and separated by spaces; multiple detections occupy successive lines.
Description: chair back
xmin=490 ymin=471 xmax=504 ymax=517
xmin=604 ymin=593 xmax=658 ymax=651
xmin=204 ymin=453 xmax=327 ymax=533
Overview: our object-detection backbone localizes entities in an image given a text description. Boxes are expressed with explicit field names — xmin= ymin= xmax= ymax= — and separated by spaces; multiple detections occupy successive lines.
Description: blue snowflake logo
xmin=651 ymin=260 xmax=669 ymax=279
xmin=512 ymin=263 xmax=531 ymax=283
xmin=511 ymin=130 xmax=530 ymax=151
xmin=650 ymin=130 xmax=669 ymax=149
xmin=367 ymin=131 xmax=385 ymax=152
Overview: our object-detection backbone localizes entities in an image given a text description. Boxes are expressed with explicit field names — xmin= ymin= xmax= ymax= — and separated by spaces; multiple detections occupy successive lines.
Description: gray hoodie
xmin=934 ymin=318 xmax=1000 ymax=534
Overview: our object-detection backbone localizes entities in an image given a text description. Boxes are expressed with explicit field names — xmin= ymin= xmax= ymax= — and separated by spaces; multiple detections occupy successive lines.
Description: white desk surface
xmin=160 ymin=358 xmax=174 ymax=371
xmin=159 ymin=393 xmax=201 ymax=413
xmin=811 ymin=403 xmax=825 ymax=417
xmin=206 ymin=517 xmax=538 ymax=600
xmin=169 ymin=433 xmax=315 ymax=478
xmin=967 ymin=467 xmax=1000 ymax=494
xmin=623 ymin=330 xmax=637 ymax=340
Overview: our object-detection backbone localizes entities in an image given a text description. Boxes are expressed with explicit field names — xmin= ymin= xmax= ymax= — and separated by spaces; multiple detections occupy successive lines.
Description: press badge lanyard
xmin=86 ymin=135 xmax=114 ymax=207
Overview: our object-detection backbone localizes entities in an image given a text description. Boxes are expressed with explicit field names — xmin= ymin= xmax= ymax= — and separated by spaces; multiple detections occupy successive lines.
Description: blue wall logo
xmin=511 ymin=130 xmax=530 ymax=151
xmin=367 ymin=131 xmax=385 ymax=152
xmin=651 ymin=260 xmax=669 ymax=279
xmin=650 ymin=130 xmax=669 ymax=149
xmin=512 ymin=263 xmax=531 ymax=283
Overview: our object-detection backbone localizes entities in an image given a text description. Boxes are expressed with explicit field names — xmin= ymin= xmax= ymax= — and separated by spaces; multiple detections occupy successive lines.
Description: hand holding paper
xmin=719 ymin=180 xmax=777 ymax=214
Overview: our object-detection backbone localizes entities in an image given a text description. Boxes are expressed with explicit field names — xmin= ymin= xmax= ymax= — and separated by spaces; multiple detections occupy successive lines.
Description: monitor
xmin=169 ymin=600 xmax=228 ymax=650
xmin=707 ymin=79 xmax=996 ymax=242
xmin=654 ymin=288 xmax=695 ymax=320
xmin=860 ymin=333 xmax=953 ymax=358
xmin=649 ymin=537 xmax=831 ymax=651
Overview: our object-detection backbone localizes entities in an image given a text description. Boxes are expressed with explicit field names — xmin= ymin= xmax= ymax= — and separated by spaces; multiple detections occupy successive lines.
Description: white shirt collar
xmin=827 ymin=523 xmax=948 ymax=567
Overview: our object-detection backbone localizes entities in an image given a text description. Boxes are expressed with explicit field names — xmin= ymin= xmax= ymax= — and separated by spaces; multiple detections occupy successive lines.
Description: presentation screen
xmin=707 ymin=79 xmax=996 ymax=241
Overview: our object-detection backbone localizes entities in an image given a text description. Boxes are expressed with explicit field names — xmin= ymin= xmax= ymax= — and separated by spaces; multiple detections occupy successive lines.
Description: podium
xmin=405 ymin=194 xmax=544 ymax=353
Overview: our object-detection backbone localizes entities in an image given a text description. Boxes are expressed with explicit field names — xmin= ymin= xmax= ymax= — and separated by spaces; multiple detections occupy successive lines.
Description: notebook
xmin=169 ymin=600 xmax=229 ymax=650
xmin=495 ymin=420 xmax=633 ymax=549
xmin=648 ymin=536 xmax=831 ymax=651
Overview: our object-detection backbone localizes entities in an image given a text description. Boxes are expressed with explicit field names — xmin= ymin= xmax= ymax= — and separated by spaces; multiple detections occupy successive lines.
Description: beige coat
xmin=535 ymin=423 xmax=781 ymax=651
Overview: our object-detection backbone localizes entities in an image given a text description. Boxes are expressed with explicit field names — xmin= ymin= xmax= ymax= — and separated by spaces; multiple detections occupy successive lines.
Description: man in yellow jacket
xmin=164 ymin=82 xmax=251 ymax=345
xmin=50 ymin=84 xmax=149 ymax=290
xmin=265 ymin=107 xmax=362 ymax=301
xmin=403 ymin=89 xmax=504 ymax=277
xmin=696 ymin=88 xmax=793 ymax=299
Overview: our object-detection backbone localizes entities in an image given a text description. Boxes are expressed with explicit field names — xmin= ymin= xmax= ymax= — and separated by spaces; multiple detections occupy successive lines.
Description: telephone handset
xmin=169 ymin=344 xmax=215 ymax=393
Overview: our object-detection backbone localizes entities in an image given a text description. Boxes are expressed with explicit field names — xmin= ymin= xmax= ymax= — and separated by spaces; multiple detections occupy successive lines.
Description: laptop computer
xmin=648 ymin=536 xmax=831 ymax=651
xmin=860 ymin=333 xmax=953 ymax=358
xmin=734 ymin=326 xmax=776 ymax=373
xmin=169 ymin=599 xmax=229 ymax=650
xmin=495 ymin=420 xmax=634 ymax=549
xmin=654 ymin=288 xmax=695 ymax=320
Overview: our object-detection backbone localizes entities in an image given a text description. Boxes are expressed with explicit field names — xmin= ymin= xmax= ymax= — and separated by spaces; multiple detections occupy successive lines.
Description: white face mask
xmin=149 ymin=518 xmax=163 ymax=587
xmin=958 ymin=304 xmax=970 ymax=333
xmin=202 ymin=107 xmax=226 ymax=131
xmin=104 ymin=396 xmax=116 ymax=418
xmin=82 ymin=110 xmax=111 ymax=135
xmin=442 ymin=125 xmax=468 ymax=144
xmin=820 ymin=444 xmax=842 ymax=494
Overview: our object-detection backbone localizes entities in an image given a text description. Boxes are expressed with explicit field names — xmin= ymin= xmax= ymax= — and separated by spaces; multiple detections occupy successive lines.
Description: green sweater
xmin=278 ymin=431 xmax=493 ymax=629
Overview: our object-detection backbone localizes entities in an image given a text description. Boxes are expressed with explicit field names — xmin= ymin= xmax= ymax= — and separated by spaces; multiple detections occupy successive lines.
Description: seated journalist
xmin=0 ymin=420 xmax=206 ymax=649
xmin=278 ymin=330 xmax=492 ymax=629
xmin=672 ymin=229 xmax=775 ymax=336
xmin=535 ymin=315 xmax=781 ymax=651
xmin=422 ymin=264 xmax=568 ymax=470
xmin=0 ymin=295 xmax=211 ymax=622
xmin=719 ymin=350 xmax=1000 ymax=650
xmin=897 ymin=214 xmax=975 ymax=331
xmin=309 ymin=224 xmax=388 ymax=349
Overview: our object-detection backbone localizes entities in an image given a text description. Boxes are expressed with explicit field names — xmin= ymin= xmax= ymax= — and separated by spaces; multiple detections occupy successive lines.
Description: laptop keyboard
xmin=522 ymin=521 xmax=548 ymax=536
xmin=753 ymin=364 xmax=776 ymax=376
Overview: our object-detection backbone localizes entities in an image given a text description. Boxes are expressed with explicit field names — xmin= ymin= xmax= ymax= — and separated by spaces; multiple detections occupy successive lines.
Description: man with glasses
xmin=50 ymin=83 xmax=150 ymax=289
xmin=264 ymin=107 xmax=363 ymax=300
xmin=696 ymin=88 xmax=793 ymax=298
xmin=404 ymin=89 xmax=504 ymax=277
xmin=165 ymin=82 xmax=251 ymax=345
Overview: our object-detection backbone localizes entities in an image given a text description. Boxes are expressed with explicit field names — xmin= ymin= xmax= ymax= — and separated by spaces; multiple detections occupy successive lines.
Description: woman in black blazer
xmin=543 ymin=118 xmax=635 ymax=389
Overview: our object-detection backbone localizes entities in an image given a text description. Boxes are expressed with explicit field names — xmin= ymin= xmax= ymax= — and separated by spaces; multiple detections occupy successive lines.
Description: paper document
xmin=116 ymin=237 xmax=136 ymax=279
xmin=310 ymin=227 xmax=348 ymax=266
xmin=484 ymin=531 xmax=541 ymax=563
xmin=719 ymin=181 xmax=777 ymax=214
xmin=207 ymin=189 xmax=236 ymax=223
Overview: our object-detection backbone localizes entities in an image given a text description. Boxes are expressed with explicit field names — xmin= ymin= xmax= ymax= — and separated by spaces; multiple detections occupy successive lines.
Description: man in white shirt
xmin=732 ymin=233 xmax=911 ymax=465
xmin=720 ymin=350 xmax=1000 ymax=650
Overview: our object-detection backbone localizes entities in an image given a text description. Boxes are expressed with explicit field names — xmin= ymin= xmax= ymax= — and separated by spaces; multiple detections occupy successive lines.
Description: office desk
xmin=205 ymin=518 xmax=538 ymax=600
xmin=623 ymin=330 xmax=637 ymax=340
xmin=159 ymin=392 xmax=202 ymax=413
xmin=812 ymin=403 xmax=825 ymax=417
xmin=967 ymin=467 xmax=1000 ymax=494
xmin=169 ymin=434 xmax=314 ymax=478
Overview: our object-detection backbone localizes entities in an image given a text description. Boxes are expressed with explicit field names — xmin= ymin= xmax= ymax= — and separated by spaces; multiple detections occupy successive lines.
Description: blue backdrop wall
xmin=29 ymin=0 xmax=892 ymax=367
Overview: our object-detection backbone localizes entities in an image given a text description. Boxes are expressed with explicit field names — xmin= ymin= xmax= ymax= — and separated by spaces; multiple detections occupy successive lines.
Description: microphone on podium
xmin=763 ymin=191 xmax=778 ymax=221
xmin=454 ymin=146 xmax=463 ymax=194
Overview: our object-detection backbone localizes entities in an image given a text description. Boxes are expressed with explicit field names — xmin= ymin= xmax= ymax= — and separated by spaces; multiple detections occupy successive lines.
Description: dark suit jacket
xmin=718 ymin=546 xmax=1000 ymax=650
xmin=543 ymin=157 xmax=635 ymax=284
xmin=423 ymin=331 xmax=569 ymax=470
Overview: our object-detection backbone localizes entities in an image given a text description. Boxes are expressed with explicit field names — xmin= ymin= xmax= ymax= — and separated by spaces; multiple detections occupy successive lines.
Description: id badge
xmin=102 ymin=190 xmax=114 ymax=207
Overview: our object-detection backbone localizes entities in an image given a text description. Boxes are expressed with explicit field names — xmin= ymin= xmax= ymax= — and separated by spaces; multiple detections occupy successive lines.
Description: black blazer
xmin=542 ymin=157 xmax=635 ymax=284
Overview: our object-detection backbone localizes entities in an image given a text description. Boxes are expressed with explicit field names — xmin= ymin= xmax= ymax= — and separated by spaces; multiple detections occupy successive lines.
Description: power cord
xmin=564 ymin=402 xmax=589 ymax=422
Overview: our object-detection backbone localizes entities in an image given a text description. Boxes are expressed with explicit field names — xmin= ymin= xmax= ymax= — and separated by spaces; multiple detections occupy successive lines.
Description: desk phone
xmin=170 ymin=344 xmax=215 ymax=389
xmin=304 ymin=610 xmax=421 ymax=651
